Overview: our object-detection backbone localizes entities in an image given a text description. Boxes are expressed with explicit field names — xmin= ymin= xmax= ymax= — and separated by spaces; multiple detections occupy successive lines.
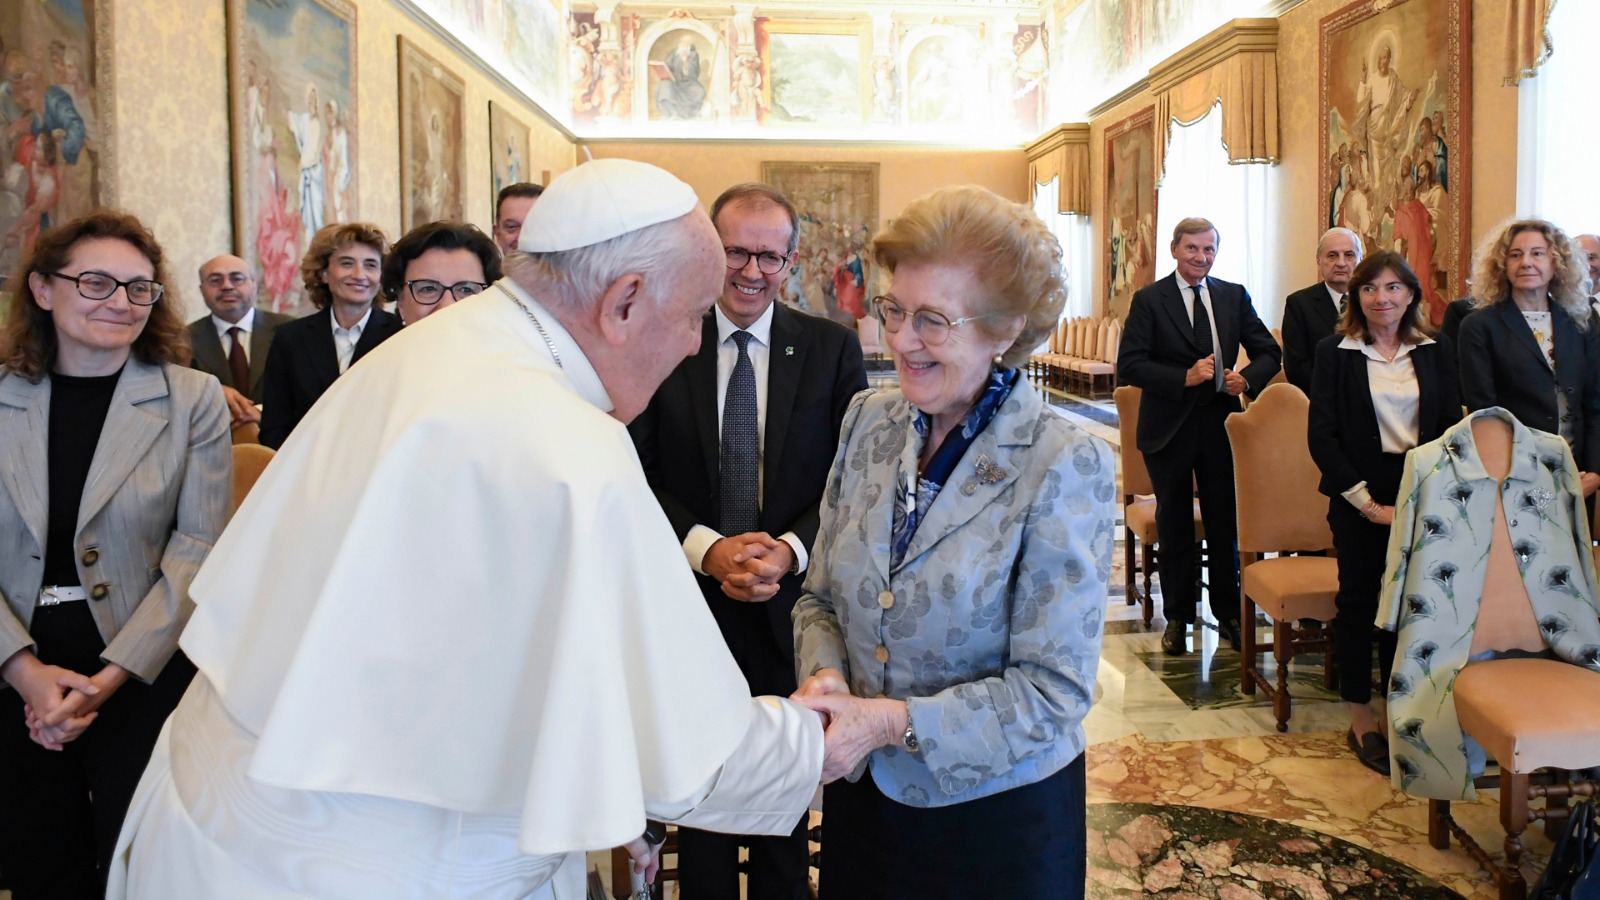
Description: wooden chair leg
xmin=1272 ymin=619 xmax=1291 ymax=732
xmin=1123 ymin=524 xmax=1136 ymax=607
xmin=1500 ymin=771 xmax=1530 ymax=900
xmin=1141 ymin=543 xmax=1155 ymax=627
xmin=1428 ymin=799 xmax=1451 ymax=849
xmin=1240 ymin=592 xmax=1258 ymax=696
xmin=1544 ymin=768 xmax=1569 ymax=840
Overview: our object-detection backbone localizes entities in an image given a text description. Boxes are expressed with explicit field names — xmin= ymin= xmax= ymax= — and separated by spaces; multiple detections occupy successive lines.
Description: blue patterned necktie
xmin=719 ymin=330 xmax=759 ymax=535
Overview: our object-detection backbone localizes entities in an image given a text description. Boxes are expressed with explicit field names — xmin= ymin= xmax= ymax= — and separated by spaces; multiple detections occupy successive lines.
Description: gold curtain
xmin=1146 ymin=19 xmax=1279 ymax=182
xmin=1504 ymin=0 xmax=1555 ymax=85
xmin=1024 ymin=124 xmax=1091 ymax=214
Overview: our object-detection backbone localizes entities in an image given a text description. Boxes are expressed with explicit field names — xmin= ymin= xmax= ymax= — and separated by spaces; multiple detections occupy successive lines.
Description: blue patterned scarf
xmin=890 ymin=367 xmax=1019 ymax=569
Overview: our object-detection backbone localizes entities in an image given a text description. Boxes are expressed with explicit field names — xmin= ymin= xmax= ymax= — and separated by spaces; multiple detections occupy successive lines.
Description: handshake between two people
xmin=702 ymin=532 xmax=797 ymax=602
xmin=790 ymin=667 xmax=908 ymax=786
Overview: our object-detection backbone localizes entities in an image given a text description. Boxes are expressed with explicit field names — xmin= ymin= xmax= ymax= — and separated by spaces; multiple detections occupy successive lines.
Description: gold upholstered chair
xmin=1114 ymin=386 xmax=1204 ymax=628
xmin=1225 ymin=383 xmax=1340 ymax=732
xmin=1426 ymin=415 xmax=1600 ymax=900
xmin=230 ymin=442 xmax=275 ymax=517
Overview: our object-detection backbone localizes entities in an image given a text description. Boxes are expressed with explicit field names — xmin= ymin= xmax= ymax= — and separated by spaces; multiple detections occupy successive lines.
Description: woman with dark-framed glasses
xmin=381 ymin=221 xmax=503 ymax=327
xmin=0 ymin=211 xmax=231 ymax=898
xmin=790 ymin=185 xmax=1115 ymax=897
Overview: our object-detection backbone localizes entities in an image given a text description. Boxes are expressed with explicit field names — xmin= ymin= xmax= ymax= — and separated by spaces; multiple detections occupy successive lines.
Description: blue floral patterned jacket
xmin=792 ymin=380 xmax=1116 ymax=807
xmin=1379 ymin=408 xmax=1600 ymax=800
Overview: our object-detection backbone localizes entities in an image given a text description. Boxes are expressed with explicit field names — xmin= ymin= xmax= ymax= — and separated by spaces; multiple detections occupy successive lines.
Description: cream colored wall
xmin=584 ymin=141 xmax=1030 ymax=223
xmin=110 ymin=0 xmax=575 ymax=321
xmin=1081 ymin=0 xmax=1519 ymax=322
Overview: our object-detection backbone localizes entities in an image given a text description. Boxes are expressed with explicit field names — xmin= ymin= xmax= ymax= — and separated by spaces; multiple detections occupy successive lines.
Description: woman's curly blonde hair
xmin=871 ymin=185 xmax=1066 ymax=368
xmin=1470 ymin=217 xmax=1589 ymax=331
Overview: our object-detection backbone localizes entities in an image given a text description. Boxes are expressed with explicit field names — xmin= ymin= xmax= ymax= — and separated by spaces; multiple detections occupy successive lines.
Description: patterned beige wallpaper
xmin=110 ymin=0 xmax=576 ymax=322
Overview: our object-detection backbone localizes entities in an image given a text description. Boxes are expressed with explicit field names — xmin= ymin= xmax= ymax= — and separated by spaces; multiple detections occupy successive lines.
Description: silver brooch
xmin=1529 ymin=488 xmax=1554 ymax=511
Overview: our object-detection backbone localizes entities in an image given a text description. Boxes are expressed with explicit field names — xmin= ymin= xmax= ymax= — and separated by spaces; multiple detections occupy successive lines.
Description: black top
xmin=44 ymin=369 xmax=122 ymax=586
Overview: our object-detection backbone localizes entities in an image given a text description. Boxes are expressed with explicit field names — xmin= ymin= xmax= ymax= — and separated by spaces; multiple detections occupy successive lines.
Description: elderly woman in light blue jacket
xmin=791 ymin=185 xmax=1115 ymax=898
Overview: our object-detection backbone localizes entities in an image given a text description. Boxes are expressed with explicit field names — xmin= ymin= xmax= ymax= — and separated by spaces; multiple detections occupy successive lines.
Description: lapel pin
xmin=785 ymin=346 xmax=794 ymax=355
xmin=974 ymin=454 xmax=1007 ymax=485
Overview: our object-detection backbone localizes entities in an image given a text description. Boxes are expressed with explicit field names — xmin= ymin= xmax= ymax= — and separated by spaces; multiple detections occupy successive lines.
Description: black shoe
xmin=1161 ymin=619 xmax=1189 ymax=655
xmin=1347 ymin=728 xmax=1392 ymax=776
xmin=1217 ymin=618 xmax=1244 ymax=652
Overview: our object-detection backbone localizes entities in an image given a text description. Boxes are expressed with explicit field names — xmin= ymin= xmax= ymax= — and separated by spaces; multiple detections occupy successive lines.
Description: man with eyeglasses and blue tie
xmin=186 ymin=254 xmax=291 ymax=428
xmin=1118 ymin=217 xmax=1281 ymax=656
xmin=630 ymin=182 xmax=866 ymax=900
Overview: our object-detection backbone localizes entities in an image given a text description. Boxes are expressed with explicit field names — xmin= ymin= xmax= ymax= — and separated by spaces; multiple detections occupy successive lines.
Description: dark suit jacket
xmin=1458 ymin=300 xmax=1600 ymax=472
xmin=1116 ymin=272 xmax=1282 ymax=454
xmin=629 ymin=304 xmax=866 ymax=692
xmin=258 ymin=305 xmax=402 ymax=449
xmin=1281 ymin=282 xmax=1341 ymax=393
xmin=1307 ymin=334 xmax=1460 ymax=499
xmin=1438 ymin=296 xmax=1476 ymax=349
xmin=186 ymin=309 xmax=292 ymax=403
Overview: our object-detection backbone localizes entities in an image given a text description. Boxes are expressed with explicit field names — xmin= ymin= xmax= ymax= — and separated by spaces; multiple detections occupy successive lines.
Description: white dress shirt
xmin=1324 ymin=282 xmax=1346 ymax=316
xmin=330 ymin=307 xmax=372 ymax=374
xmin=210 ymin=308 xmax=257 ymax=355
xmin=682 ymin=303 xmax=808 ymax=576
xmin=1338 ymin=335 xmax=1431 ymax=511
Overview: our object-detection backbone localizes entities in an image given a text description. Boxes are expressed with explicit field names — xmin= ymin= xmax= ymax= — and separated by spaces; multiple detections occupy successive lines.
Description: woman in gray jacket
xmin=0 ymin=211 xmax=231 ymax=898
xmin=791 ymin=186 xmax=1115 ymax=898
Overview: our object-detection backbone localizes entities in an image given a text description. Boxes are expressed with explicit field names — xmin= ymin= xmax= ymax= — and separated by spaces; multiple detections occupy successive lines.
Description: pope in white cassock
xmin=107 ymin=159 xmax=826 ymax=899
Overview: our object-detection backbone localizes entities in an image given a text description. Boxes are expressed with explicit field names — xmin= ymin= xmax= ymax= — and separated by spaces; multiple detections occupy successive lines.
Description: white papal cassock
xmin=107 ymin=281 xmax=824 ymax=899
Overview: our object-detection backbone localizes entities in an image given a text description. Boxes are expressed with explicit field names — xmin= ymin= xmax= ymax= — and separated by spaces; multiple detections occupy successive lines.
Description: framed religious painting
xmin=1103 ymin=106 xmax=1157 ymax=322
xmin=488 ymin=101 xmax=532 ymax=198
xmin=760 ymin=161 xmax=877 ymax=329
xmin=1321 ymin=0 xmax=1470 ymax=326
xmin=0 ymin=0 xmax=116 ymax=292
xmin=227 ymin=0 xmax=356 ymax=315
xmin=398 ymin=36 xmax=466 ymax=231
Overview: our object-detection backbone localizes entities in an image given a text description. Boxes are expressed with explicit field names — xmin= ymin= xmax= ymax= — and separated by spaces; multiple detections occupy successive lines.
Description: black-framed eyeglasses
xmin=203 ymin=272 xmax=254 ymax=288
xmin=405 ymin=279 xmax=490 ymax=305
xmin=725 ymin=246 xmax=790 ymax=275
xmin=872 ymin=296 xmax=986 ymax=346
xmin=46 ymin=271 xmax=164 ymax=306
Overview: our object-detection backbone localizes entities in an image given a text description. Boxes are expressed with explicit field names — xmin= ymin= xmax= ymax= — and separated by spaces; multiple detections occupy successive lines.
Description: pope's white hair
xmin=506 ymin=213 xmax=703 ymax=311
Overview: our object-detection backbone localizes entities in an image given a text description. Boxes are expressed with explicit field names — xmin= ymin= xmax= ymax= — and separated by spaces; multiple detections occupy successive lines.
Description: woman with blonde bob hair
xmin=790 ymin=185 xmax=1115 ymax=897
xmin=1458 ymin=217 xmax=1600 ymax=491
xmin=0 ymin=211 xmax=231 ymax=896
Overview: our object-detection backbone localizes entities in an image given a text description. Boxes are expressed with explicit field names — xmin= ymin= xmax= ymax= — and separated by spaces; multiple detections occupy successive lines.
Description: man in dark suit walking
xmin=187 ymin=254 xmax=291 ymax=428
xmin=1117 ymin=217 xmax=1281 ymax=655
xmin=630 ymin=184 xmax=866 ymax=900
xmin=1281 ymin=228 xmax=1362 ymax=393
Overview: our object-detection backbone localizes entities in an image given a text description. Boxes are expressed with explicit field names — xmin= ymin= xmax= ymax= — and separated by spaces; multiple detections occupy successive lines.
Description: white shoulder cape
xmin=180 ymin=288 xmax=754 ymax=856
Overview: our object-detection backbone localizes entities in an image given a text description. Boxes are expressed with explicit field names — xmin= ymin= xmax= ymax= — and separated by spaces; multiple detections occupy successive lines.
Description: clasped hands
xmin=1185 ymin=355 xmax=1247 ymax=395
xmin=790 ymin=668 xmax=908 ymax=784
xmin=0 ymin=650 xmax=128 ymax=750
xmin=701 ymin=533 xmax=795 ymax=602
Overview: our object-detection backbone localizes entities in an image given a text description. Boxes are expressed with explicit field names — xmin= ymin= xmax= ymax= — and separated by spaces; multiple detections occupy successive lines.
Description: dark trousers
xmin=1144 ymin=403 xmax=1240 ymax=624
xmin=1328 ymin=452 xmax=1405 ymax=705
xmin=818 ymin=754 xmax=1087 ymax=899
xmin=678 ymin=814 xmax=812 ymax=900
xmin=0 ymin=602 xmax=195 ymax=900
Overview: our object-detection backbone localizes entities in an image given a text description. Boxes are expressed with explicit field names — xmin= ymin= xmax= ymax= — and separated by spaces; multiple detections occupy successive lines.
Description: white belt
xmin=38 ymin=585 xmax=88 ymax=606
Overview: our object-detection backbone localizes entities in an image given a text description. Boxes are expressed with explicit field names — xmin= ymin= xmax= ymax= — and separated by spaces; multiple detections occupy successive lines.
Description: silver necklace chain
xmin=502 ymin=286 xmax=563 ymax=370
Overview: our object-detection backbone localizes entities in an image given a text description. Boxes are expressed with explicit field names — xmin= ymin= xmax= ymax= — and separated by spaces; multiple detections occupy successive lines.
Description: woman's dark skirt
xmin=818 ymin=752 xmax=1087 ymax=899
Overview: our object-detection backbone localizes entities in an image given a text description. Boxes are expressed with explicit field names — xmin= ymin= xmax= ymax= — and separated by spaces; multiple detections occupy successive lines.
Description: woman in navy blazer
xmin=1308 ymin=251 xmax=1459 ymax=777
xmin=1457 ymin=218 xmax=1600 ymax=488
xmin=0 ymin=212 xmax=231 ymax=897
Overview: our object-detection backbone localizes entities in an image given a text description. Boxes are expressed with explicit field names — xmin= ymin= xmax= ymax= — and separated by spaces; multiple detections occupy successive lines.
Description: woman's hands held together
xmin=791 ymin=671 xmax=910 ymax=784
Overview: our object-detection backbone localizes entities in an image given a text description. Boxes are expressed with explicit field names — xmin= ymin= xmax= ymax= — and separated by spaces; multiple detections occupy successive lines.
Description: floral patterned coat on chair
xmin=1379 ymin=408 xmax=1600 ymax=800
xmin=792 ymin=379 xmax=1116 ymax=807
